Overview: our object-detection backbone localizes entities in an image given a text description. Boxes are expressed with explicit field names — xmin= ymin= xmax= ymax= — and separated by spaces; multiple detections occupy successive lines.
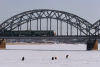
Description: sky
xmin=0 ymin=0 xmax=100 ymax=24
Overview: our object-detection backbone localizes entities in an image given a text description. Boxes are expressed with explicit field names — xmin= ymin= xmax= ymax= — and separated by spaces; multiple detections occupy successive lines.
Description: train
xmin=1 ymin=30 xmax=56 ymax=36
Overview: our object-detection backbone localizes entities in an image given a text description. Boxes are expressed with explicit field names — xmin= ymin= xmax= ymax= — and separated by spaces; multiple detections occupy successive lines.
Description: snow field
xmin=0 ymin=44 xmax=100 ymax=67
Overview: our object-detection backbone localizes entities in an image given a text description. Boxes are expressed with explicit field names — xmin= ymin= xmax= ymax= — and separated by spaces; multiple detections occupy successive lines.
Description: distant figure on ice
xmin=66 ymin=55 xmax=69 ymax=58
xmin=22 ymin=57 xmax=25 ymax=61
xmin=52 ymin=57 xmax=54 ymax=60
xmin=55 ymin=57 xmax=57 ymax=59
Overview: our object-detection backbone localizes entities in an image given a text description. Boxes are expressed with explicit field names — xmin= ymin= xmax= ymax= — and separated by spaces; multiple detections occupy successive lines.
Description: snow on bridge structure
xmin=0 ymin=9 xmax=100 ymax=50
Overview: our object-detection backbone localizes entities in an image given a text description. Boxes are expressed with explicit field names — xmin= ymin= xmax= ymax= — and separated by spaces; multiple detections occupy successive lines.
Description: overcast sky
xmin=0 ymin=0 xmax=100 ymax=24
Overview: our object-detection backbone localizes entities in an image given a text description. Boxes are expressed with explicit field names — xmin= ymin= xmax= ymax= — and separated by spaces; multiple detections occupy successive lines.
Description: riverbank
xmin=6 ymin=43 xmax=53 ymax=45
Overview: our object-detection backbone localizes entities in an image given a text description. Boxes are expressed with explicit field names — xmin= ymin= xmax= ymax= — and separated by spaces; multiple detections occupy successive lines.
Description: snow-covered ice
xmin=0 ymin=44 xmax=100 ymax=67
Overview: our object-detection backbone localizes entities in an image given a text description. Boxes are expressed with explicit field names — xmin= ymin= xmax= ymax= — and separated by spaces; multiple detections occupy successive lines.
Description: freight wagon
xmin=2 ymin=30 xmax=56 ymax=36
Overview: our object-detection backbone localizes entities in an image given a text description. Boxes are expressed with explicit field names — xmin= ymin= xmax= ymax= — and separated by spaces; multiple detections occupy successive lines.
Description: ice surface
xmin=0 ymin=44 xmax=100 ymax=67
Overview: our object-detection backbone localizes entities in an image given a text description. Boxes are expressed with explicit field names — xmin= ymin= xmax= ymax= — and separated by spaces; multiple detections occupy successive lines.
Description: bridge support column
xmin=0 ymin=39 xmax=6 ymax=49
xmin=87 ymin=39 xmax=98 ymax=50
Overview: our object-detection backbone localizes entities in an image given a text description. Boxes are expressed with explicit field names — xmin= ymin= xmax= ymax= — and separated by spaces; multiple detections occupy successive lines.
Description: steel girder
xmin=90 ymin=19 xmax=100 ymax=36
xmin=0 ymin=9 xmax=92 ymax=35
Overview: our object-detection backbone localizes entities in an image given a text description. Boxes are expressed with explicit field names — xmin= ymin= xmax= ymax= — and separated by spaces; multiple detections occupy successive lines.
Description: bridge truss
xmin=0 ymin=9 xmax=99 ymax=37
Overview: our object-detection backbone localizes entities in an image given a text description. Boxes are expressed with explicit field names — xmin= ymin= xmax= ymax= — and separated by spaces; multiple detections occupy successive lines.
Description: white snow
xmin=0 ymin=44 xmax=100 ymax=67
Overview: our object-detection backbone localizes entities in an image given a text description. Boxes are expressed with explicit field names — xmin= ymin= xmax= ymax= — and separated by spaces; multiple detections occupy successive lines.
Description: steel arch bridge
xmin=0 ymin=9 xmax=98 ymax=38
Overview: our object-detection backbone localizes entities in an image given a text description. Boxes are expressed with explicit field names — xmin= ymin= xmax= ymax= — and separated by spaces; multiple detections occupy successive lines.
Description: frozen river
xmin=0 ymin=44 xmax=100 ymax=67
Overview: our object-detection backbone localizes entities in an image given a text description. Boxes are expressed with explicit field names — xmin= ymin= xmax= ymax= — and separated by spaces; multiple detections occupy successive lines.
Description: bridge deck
xmin=0 ymin=36 xmax=99 ymax=39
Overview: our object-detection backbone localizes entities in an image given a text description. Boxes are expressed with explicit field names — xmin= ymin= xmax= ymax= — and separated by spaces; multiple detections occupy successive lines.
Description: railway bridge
xmin=0 ymin=9 xmax=100 ymax=50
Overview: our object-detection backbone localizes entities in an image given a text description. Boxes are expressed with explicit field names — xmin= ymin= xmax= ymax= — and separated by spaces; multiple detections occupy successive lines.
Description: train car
xmin=13 ymin=31 xmax=30 ymax=36
xmin=4 ymin=31 xmax=12 ymax=36
xmin=2 ymin=30 xmax=56 ymax=36
xmin=32 ymin=30 xmax=56 ymax=36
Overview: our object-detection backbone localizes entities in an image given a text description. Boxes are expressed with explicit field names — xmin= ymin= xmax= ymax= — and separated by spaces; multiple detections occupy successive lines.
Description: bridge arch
xmin=0 ymin=9 xmax=92 ymax=36
xmin=90 ymin=19 xmax=100 ymax=36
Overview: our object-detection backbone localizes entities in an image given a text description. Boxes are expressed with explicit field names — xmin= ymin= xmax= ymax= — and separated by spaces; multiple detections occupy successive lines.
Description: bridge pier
xmin=87 ymin=39 xmax=98 ymax=50
xmin=0 ymin=39 xmax=6 ymax=49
